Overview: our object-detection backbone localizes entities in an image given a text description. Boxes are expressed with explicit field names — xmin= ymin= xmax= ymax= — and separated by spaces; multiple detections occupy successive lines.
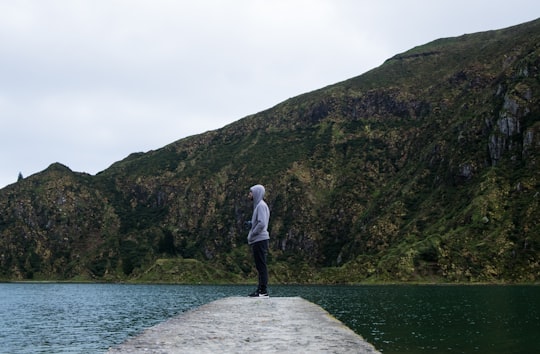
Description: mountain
xmin=1 ymin=19 xmax=539 ymax=283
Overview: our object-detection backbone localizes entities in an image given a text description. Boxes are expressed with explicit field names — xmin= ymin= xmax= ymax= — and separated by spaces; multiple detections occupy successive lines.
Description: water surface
xmin=293 ymin=284 xmax=540 ymax=354
xmin=0 ymin=283 xmax=538 ymax=353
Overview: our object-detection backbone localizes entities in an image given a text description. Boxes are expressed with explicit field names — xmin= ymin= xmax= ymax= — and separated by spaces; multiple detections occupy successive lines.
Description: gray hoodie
xmin=247 ymin=184 xmax=270 ymax=245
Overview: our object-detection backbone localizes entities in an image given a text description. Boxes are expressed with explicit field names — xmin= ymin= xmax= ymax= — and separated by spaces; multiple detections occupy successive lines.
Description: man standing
xmin=247 ymin=184 xmax=270 ymax=297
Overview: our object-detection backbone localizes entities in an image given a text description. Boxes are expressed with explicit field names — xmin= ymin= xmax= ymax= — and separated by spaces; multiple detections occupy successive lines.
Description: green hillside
xmin=1 ymin=18 xmax=539 ymax=283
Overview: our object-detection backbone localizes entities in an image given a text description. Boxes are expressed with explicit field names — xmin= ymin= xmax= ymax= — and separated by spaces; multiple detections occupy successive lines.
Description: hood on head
xmin=250 ymin=184 xmax=265 ymax=206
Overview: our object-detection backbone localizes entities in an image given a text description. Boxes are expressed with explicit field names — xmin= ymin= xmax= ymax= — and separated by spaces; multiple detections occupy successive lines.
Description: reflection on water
xmin=0 ymin=283 xmax=538 ymax=353
xmin=284 ymin=285 xmax=540 ymax=354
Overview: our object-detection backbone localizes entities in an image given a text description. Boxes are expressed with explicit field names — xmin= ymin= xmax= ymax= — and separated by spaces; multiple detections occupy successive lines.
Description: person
xmin=247 ymin=184 xmax=270 ymax=297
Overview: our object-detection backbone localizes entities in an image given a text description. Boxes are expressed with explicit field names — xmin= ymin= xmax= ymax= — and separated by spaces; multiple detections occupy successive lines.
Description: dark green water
xmin=281 ymin=285 xmax=540 ymax=354
xmin=0 ymin=283 xmax=538 ymax=353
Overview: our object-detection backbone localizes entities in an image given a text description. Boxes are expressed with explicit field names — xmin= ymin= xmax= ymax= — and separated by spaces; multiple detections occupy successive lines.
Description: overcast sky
xmin=1 ymin=1 xmax=538 ymax=188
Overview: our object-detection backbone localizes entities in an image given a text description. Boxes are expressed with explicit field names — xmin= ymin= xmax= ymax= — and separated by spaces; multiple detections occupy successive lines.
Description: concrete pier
xmin=107 ymin=296 xmax=380 ymax=353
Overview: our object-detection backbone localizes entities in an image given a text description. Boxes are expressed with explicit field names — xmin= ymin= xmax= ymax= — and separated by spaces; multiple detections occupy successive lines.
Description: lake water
xmin=0 ymin=283 xmax=538 ymax=354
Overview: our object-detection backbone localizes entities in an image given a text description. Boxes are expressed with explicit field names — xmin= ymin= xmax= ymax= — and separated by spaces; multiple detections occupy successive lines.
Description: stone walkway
xmin=107 ymin=296 xmax=380 ymax=354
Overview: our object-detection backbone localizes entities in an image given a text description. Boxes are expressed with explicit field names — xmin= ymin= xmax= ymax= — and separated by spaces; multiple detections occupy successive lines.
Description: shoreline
xmin=2 ymin=279 xmax=539 ymax=285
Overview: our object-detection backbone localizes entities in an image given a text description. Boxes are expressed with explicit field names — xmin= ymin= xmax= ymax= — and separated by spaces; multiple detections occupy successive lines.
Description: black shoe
xmin=248 ymin=290 xmax=269 ymax=297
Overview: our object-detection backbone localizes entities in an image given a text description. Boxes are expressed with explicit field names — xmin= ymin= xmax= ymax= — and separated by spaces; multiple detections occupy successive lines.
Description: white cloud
xmin=1 ymin=0 xmax=539 ymax=188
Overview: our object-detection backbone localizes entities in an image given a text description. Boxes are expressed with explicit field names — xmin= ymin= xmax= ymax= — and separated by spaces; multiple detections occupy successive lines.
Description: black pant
xmin=251 ymin=240 xmax=269 ymax=292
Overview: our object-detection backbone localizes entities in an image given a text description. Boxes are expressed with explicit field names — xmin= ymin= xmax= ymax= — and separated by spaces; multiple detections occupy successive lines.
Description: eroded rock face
xmin=488 ymin=82 xmax=536 ymax=165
